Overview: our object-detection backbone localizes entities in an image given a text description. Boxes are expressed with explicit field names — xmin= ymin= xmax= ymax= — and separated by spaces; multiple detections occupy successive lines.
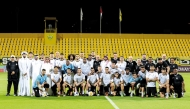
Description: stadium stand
xmin=0 ymin=34 xmax=189 ymax=60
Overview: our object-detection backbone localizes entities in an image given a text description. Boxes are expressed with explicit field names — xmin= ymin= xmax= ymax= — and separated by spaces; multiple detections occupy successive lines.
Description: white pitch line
xmin=105 ymin=96 xmax=119 ymax=109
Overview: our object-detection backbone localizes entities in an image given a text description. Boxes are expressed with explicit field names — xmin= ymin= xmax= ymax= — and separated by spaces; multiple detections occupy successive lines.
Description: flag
xmin=119 ymin=8 xmax=122 ymax=22
xmin=80 ymin=8 xmax=83 ymax=21
xmin=100 ymin=6 xmax=103 ymax=18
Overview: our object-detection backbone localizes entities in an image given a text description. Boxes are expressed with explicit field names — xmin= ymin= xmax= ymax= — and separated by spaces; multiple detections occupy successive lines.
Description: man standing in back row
xmin=31 ymin=54 xmax=42 ymax=96
xmin=6 ymin=55 xmax=19 ymax=96
xmin=18 ymin=51 xmax=31 ymax=96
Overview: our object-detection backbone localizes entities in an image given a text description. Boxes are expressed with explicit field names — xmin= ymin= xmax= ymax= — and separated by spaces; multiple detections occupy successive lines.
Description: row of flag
xmin=80 ymin=7 xmax=122 ymax=21
xmin=80 ymin=7 xmax=122 ymax=34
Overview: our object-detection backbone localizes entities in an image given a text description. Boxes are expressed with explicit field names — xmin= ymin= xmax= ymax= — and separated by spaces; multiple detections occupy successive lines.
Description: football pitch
xmin=0 ymin=73 xmax=189 ymax=109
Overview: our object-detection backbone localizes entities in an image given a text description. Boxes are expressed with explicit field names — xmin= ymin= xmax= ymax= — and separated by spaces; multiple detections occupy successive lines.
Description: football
xmin=41 ymin=91 xmax=47 ymax=97
xmin=88 ymin=91 xmax=93 ymax=96
xmin=74 ymin=92 xmax=79 ymax=96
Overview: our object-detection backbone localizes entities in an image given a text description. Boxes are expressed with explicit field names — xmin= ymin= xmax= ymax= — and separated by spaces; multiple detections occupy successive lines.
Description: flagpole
xmin=119 ymin=8 xmax=121 ymax=36
xmin=100 ymin=14 xmax=101 ymax=35
xmin=80 ymin=18 xmax=82 ymax=33
xmin=79 ymin=8 xmax=83 ymax=53
xmin=100 ymin=6 xmax=102 ymax=35
xmin=80 ymin=8 xmax=82 ymax=33
xmin=119 ymin=19 xmax=121 ymax=36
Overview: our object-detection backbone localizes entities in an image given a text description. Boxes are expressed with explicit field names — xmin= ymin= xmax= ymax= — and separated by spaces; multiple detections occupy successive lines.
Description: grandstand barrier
xmin=0 ymin=33 xmax=190 ymax=38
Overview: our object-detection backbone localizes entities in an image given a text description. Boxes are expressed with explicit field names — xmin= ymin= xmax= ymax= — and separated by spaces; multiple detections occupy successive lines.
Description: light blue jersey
xmin=129 ymin=77 xmax=141 ymax=83
xmin=121 ymin=72 xmax=132 ymax=84
xmin=33 ymin=74 xmax=47 ymax=88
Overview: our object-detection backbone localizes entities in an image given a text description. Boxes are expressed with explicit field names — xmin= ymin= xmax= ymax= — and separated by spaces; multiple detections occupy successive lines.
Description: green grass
xmin=0 ymin=72 xmax=189 ymax=109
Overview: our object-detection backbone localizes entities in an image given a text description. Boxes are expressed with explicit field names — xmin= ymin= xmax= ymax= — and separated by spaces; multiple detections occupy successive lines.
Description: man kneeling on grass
xmin=158 ymin=67 xmax=169 ymax=99
xmin=170 ymin=68 xmax=186 ymax=98
xmin=100 ymin=67 xmax=114 ymax=96
xmin=129 ymin=73 xmax=141 ymax=97
xmin=51 ymin=66 xmax=62 ymax=97
xmin=33 ymin=69 xmax=49 ymax=97
xmin=74 ymin=68 xmax=85 ymax=96
xmin=63 ymin=68 xmax=74 ymax=96
xmin=86 ymin=68 xmax=99 ymax=96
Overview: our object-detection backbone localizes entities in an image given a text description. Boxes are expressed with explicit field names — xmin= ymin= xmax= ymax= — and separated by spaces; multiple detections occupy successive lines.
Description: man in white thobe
xmin=18 ymin=51 xmax=31 ymax=96
xmin=31 ymin=54 xmax=41 ymax=95
xmin=28 ymin=52 xmax=34 ymax=79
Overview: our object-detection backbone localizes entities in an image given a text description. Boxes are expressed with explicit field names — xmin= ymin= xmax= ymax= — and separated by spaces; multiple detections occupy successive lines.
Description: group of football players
xmin=6 ymin=51 xmax=185 ymax=98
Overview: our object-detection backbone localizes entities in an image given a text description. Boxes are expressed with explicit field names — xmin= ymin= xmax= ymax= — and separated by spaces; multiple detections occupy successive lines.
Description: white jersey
xmin=87 ymin=59 xmax=94 ymax=68
xmin=50 ymin=59 xmax=55 ymax=67
xmin=110 ymin=68 xmax=118 ymax=74
xmin=112 ymin=77 xmax=123 ymax=86
xmin=41 ymin=63 xmax=54 ymax=75
xmin=41 ymin=63 xmax=54 ymax=88
xmin=79 ymin=58 xmax=83 ymax=63
xmin=64 ymin=74 xmax=74 ymax=85
xmin=138 ymin=70 xmax=148 ymax=79
xmin=54 ymin=58 xmax=60 ymax=66
xmin=146 ymin=72 xmax=158 ymax=87
xmin=31 ymin=60 xmax=41 ymax=87
xmin=51 ymin=73 xmax=61 ymax=86
xmin=80 ymin=62 xmax=91 ymax=76
xmin=158 ymin=73 xmax=169 ymax=84
xmin=100 ymin=73 xmax=112 ymax=86
xmin=69 ymin=60 xmax=75 ymax=65
xmin=73 ymin=60 xmax=81 ymax=68
xmin=58 ymin=60 xmax=66 ymax=68
xmin=87 ymin=73 xmax=99 ymax=84
xmin=116 ymin=61 xmax=126 ymax=72
xmin=100 ymin=60 xmax=111 ymax=73
xmin=74 ymin=73 xmax=85 ymax=83
xmin=96 ymin=72 xmax=103 ymax=78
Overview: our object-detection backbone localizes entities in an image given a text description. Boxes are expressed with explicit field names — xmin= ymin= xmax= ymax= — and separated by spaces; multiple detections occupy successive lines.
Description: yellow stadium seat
xmin=0 ymin=36 xmax=189 ymax=60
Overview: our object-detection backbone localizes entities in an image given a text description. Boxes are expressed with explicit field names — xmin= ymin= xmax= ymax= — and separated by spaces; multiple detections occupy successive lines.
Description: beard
xmin=23 ymin=56 xmax=26 ymax=58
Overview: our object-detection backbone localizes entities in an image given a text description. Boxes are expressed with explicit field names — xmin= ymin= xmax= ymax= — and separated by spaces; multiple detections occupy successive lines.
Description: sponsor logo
xmin=178 ymin=66 xmax=190 ymax=72
xmin=47 ymin=35 xmax=53 ymax=39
